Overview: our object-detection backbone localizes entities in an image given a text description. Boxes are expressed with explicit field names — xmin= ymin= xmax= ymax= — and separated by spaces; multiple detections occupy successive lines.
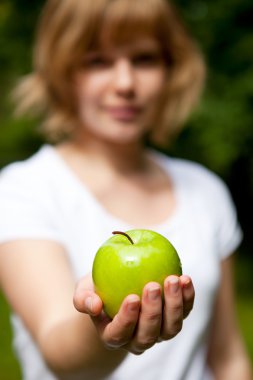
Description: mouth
xmin=105 ymin=105 xmax=142 ymax=122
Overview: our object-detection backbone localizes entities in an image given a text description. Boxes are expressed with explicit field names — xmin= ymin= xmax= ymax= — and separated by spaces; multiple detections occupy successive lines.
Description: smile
xmin=105 ymin=106 xmax=141 ymax=122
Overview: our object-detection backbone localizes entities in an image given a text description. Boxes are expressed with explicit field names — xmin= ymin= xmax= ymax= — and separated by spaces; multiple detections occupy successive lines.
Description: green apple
xmin=92 ymin=229 xmax=182 ymax=318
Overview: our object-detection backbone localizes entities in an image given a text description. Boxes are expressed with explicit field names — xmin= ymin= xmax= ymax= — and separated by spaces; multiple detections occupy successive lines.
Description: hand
xmin=73 ymin=274 xmax=194 ymax=355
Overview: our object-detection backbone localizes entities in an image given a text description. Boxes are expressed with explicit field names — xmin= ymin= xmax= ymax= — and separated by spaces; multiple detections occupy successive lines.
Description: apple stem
xmin=112 ymin=231 xmax=134 ymax=244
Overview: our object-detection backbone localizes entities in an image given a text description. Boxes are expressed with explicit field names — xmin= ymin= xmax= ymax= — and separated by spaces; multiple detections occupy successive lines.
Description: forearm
xmin=208 ymin=338 xmax=253 ymax=380
xmin=210 ymin=354 xmax=252 ymax=380
xmin=207 ymin=257 xmax=253 ymax=380
xmin=38 ymin=313 xmax=127 ymax=378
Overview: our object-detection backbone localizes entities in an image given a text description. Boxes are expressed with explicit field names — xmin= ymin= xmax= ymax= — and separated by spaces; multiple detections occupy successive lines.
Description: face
xmin=73 ymin=37 xmax=167 ymax=145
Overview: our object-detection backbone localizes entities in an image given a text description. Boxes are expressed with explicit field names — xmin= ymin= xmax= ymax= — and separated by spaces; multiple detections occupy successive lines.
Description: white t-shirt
xmin=0 ymin=145 xmax=242 ymax=380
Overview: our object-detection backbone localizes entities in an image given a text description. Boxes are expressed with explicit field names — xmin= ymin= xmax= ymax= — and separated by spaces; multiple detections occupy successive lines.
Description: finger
xmin=161 ymin=276 xmax=183 ymax=340
xmin=73 ymin=288 xmax=103 ymax=316
xmin=99 ymin=294 xmax=140 ymax=349
xmin=74 ymin=273 xmax=95 ymax=296
xmin=73 ymin=274 xmax=103 ymax=316
xmin=130 ymin=282 xmax=162 ymax=354
xmin=180 ymin=275 xmax=195 ymax=319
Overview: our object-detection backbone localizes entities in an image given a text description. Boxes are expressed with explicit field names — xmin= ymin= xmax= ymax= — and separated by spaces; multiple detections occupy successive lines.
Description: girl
xmin=0 ymin=0 xmax=252 ymax=379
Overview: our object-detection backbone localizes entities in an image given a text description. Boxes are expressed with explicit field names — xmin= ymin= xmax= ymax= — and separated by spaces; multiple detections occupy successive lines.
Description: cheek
xmin=145 ymin=80 xmax=167 ymax=114
xmin=142 ymin=72 xmax=167 ymax=100
xmin=153 ymin=72 xmax=167 ymax=94
xmin=75 ymin=82 xmax=93 ymax=108
xmin=73 ymin=84 xmax=91 ymax=125
xmin=74 ymin=73 xmax=105 ymax=107
xmin=74 ymin=86 xmax=99 ymax=125
xmin=141 ymin=73 xmax=167 ymax=123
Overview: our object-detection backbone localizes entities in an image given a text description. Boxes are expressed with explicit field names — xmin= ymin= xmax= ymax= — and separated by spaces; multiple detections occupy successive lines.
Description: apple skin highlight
xmin=92 ymin=229 xmax=182 ymax=318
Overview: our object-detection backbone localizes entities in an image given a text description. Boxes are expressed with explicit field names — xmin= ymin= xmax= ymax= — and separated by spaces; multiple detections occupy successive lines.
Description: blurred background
xmin=0 ymin=0 xmax=252 ymax=378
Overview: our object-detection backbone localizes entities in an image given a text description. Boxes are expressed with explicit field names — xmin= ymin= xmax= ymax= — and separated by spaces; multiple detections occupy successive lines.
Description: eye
xmin=82 ymin=54 xmax=111 ymax=69
xmin=132 ymin=52 xmax=162 ymax=67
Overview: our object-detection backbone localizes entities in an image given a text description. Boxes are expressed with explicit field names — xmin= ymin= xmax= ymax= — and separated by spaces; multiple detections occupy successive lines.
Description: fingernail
xmin=148 ymin=286 xmax=160 ymax=301
xmin=85 ymin=297 xmax=93 ymax=312
xmin=183 ymin=278 xmax=191 ymax=288
xmin=169 ymin=277 xmax=179 ymax=295
xmin=127 ymin=297 xmax=139 ymax=312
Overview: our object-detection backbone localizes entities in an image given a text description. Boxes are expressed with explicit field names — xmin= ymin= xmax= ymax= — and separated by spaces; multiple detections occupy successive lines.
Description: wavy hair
xmin=13 ymin=0 xmax=206 ymax=146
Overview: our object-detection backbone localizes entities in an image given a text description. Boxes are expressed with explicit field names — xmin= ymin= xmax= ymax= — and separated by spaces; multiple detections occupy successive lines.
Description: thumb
xmin=73 ymin=273 xmax=103 ymax=316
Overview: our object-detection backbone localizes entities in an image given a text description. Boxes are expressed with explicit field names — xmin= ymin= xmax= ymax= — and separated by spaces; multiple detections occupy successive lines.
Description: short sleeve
xmin=209 ymin=174 xmax=243 ymax=260
xmin=0 ymin=162 xmax=65 ymax=245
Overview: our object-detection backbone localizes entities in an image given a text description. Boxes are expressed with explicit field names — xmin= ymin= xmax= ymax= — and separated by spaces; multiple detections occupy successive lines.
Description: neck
xmin=60 ymin=132 xmax=148 ymax=175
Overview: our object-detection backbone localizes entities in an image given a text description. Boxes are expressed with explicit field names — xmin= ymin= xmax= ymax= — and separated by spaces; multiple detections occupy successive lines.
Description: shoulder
xmin=173 ymin=157 xmax=226 ymax=193
xmin=155 ymin=152 xmax=242 ymax=256
xmin=0 ymin=145 xmax=64 ymax=200
xmin=153 ymin=151 xmax=238 ymax=222
xmin=153 ymin=150 xmax=229 ymax=198
xmin=0 ymin=145 xmax=67 ymax=244
xmin=0 ymin=145 xmax=54 ymax=185
xmin=0 ymin=145 xmax=59 ymax=209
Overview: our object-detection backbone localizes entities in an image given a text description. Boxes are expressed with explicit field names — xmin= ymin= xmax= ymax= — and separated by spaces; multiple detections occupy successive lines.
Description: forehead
xmin=88 ymin=0 xmax=166 ymax=50
xmin=93 ymin=37 xmax=163 ymax=57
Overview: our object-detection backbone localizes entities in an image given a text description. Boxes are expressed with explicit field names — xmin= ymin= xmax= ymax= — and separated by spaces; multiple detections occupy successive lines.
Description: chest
xmin=91 ymin=177 xmax=176 ymax=228
xmin=59 ymin=181 xmax=221 ymax=293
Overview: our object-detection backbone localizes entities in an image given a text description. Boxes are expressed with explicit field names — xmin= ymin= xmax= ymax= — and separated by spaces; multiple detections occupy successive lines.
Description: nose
xmin=112 ymin=59 xmax=135 ymax=96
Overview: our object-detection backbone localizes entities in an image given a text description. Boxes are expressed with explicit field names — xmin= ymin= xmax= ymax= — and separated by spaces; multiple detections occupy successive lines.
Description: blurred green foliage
xmin=0 ymin=292 xmax=21 ymax=380
xmin=0 ymin=0 xmax=252 ymax=377
xmin=173 ymin=0 xmax=253 ymax=260
xmin=174 ymin=0 xmax=253 ymax=175
xmin=0 ymin=0 xmax=252 ymax=174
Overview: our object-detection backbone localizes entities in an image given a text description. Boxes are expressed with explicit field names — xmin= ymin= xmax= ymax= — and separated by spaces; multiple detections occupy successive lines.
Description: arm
xmin=0 ymin=240 xmax=127 ymax=379
xmin=207 ymin=255 xmax=253 ymax=380
xmin=0 ymin=240 xmax=194 ymax=379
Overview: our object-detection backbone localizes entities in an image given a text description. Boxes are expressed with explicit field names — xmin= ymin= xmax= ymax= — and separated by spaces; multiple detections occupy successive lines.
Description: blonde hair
xmin=14 ymin=0 xmax=206 ymax=146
